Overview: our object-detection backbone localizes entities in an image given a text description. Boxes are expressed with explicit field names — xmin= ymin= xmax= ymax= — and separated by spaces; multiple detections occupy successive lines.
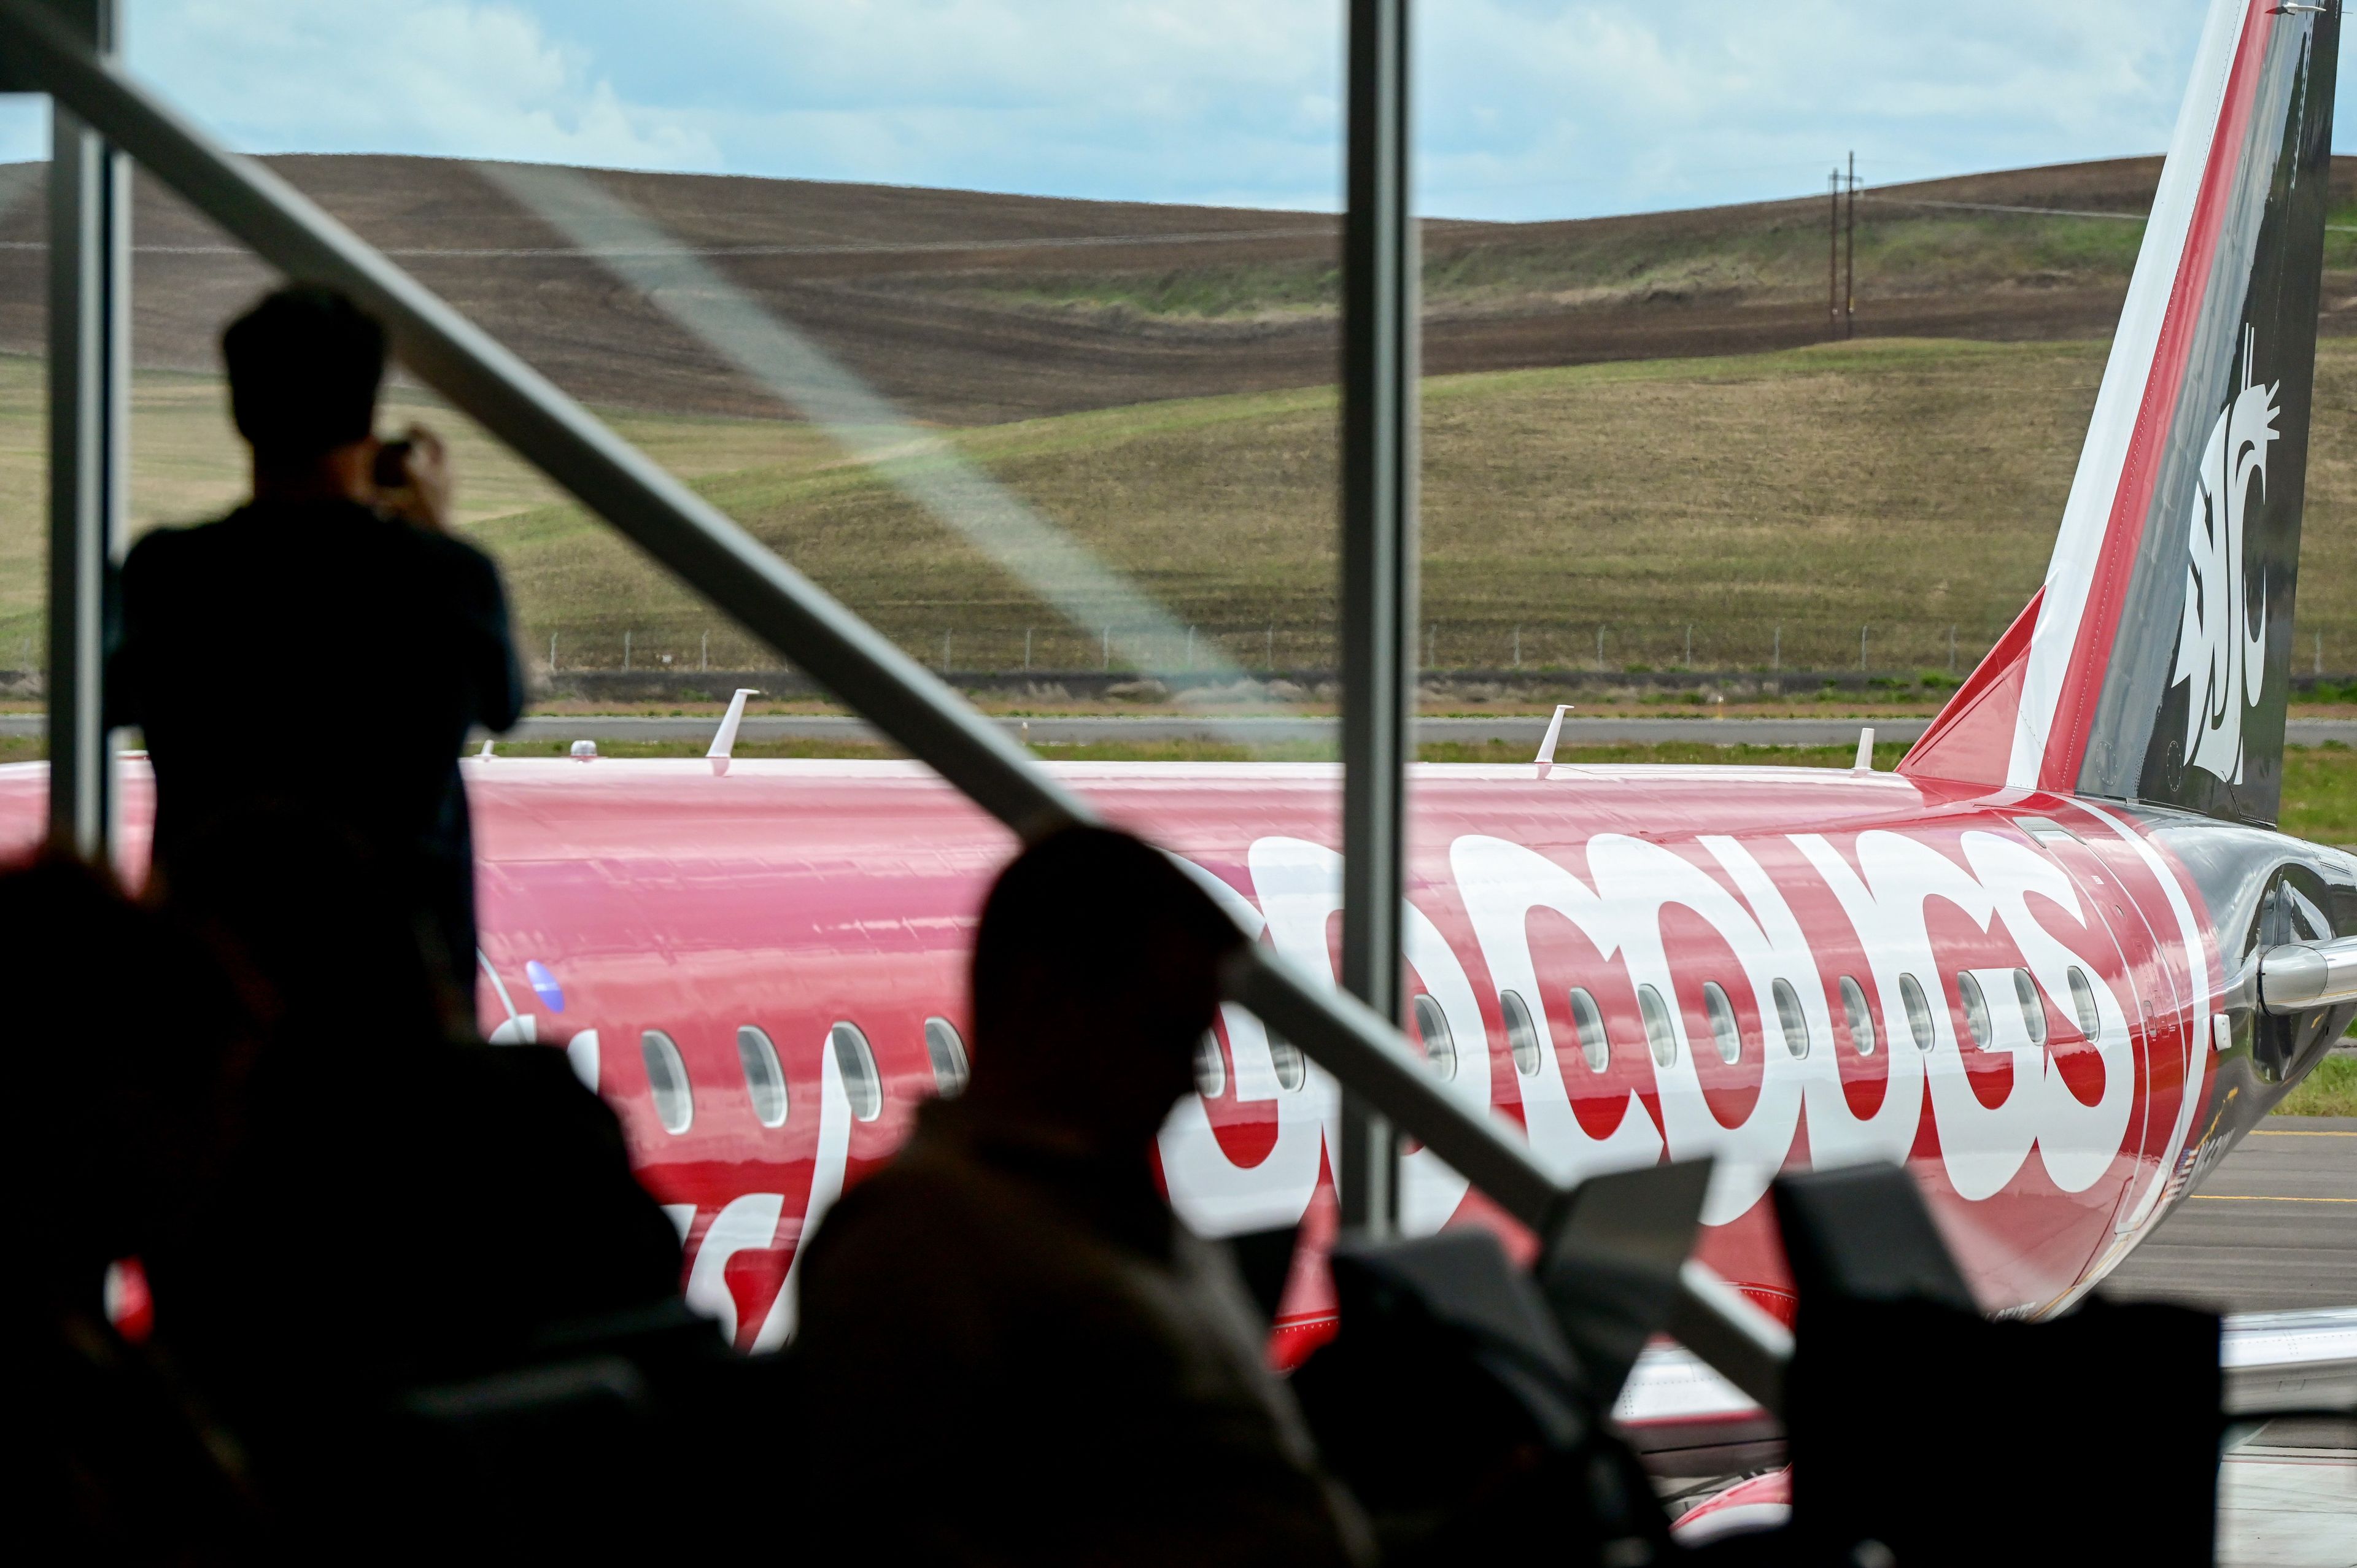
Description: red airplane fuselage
xmin=1 ymin=752 xmax=2275 ymax=1359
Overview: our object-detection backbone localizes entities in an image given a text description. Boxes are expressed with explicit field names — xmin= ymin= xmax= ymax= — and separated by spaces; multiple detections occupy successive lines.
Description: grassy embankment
xmin=939 ymin=200 xmax=2159 ymax=323
xmin=393 ymin=334 xmax=2357 ymax=676
xmin=10 ymin=334 xmax=2357 ymax=683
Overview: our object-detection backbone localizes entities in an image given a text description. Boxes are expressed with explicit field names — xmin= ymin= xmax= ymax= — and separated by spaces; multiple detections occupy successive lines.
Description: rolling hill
xmin=0 ymin=152 xmax=2342 ymax=426
xmin=0 ymin=154 xmax=2347 ymax=687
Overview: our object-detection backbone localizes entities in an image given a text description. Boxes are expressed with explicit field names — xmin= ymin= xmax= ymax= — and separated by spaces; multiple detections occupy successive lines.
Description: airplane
xmin=0 ymin=0 xmax=2347 ymax=1505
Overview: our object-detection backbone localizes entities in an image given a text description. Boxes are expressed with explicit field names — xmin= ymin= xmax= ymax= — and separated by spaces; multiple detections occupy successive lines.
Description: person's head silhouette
xmin=222 ymin=286 xmax=385 ymax=471
xmin=967 ymin=825 xmax=1244 ymax=1155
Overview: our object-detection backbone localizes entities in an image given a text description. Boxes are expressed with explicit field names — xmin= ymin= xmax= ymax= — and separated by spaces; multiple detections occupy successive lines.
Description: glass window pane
xmin=1410 ymin=993 xmax=1458 ymax=1081
xmin=1500 ymin=989 xmax=1542 ymax=1078
xmin=830 ymin=1021 xmax=883 ymax=1122
xmin=1900 ymin=975 xmax=1936 ymax=1052
xmin=1639 ymin=984 xmax=1677 ymax=1067
xmin=1840 ymin=975 xmax=1876 ymax=1056
xmin=641 ymin=1029 xmax=692 ymax=1135
xmin=1268 ymin=1031 xmax=1307 ymax=1094
xmin=2013 ymin=970 xmax=2047 ymax=1047
xmin=2068 ymin=967 xmax=2102 ymax=1043
xmin=1956 ymin=972 xmax=1992 ymax=1051
xmin=736 ymin=1025 xmax=788 ymax=1127
xmin=1194 ymin=1031 xmax=1228 ymax=1100
xmin=924 ymin=1016 xmax=970 ymax=1099
xmin=1568 ymin=987 xmax=1610 ymax=1074
xmin=1773 ymin=978 xmax=1810 ymax=1060
xmin=1702 ymin=981 xmax=1742 ymax=1065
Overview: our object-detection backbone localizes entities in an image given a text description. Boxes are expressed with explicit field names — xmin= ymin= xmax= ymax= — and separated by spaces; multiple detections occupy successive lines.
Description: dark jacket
xmin=110 ymin=500 xmax=525 ymax=969
xmin=795 ymin=1099 xmax=1374 ymax=1567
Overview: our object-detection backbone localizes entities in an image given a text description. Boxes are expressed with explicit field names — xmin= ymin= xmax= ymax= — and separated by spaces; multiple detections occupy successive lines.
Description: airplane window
xmin=1411 ymin=994 xmax=1459 ymax=1081
xmin=1956 ymin=972 xmax=1992 ymax=1050
xmin=1268 ymin=1031 xmax=1308 ymax=1092
xmin=1899 ymin=975 xmax=1935 ymax=1052
xmin=1568 ymin=987 xmax=1611 ymax=1073
xmin=924 ymin=1017 xmax=970 ymax=1098
xmin=1638 ymin=985 xmax=1677 ymax=1067
xmin=1500 ymin=990 xmax=1543 ymax=1078
xmin=2289 ymin=884 xmax=2333 ymax=942
xmin=2067 ymin=968 xmax=2101 ymax=1043
xmin=1773 ymin=979 xmax=1810 ymax=1060
xmin=830 ymin=1022 xmax=884 ymax=1122
xmin=641 ymin=1030 xmax=693 ymax=1135
xmin=1840 ymin=976 xmax=1876 ymax=1056
xmin=2013 ymin=970 xmax=2046 ymax=1048
xmin=1194 ymin=1032 xmax=1227 ymax=1099
xmin=736 ymin=1025 xmax=788 ymax=1127
xmin=1702 ymin=982 xmax=1742 ymax=1065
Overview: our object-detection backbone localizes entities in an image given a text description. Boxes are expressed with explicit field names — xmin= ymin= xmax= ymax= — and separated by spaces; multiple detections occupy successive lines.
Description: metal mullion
xmin=1338 ymin=0 xmax=1416 ymax=1235
xmin=42 ymin=0 xmax=121 ymax=862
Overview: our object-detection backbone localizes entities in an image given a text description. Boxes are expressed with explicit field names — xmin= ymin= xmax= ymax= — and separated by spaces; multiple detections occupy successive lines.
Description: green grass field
xmin=938 ymin=203 xmax=2196 ymax=325
xmin=468 ymin=337 xmax=2123 ymax=674
xmin=0 ymin=333 xmax=2352 ymax=683
xmin=0 ymin=334 xmax=2336 ymax=679
xmin=2278 ymin=1055 xmax=2357 ymax=1116
xmin=451 ymin=333 xmax=2357 ymax=678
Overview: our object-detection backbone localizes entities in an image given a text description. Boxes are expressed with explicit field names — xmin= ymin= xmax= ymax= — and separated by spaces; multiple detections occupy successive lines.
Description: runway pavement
xmin=12 ymin=710 xmax=2357 ymax=749
xmin=2109 ymin=1118 xmax=2357 ymax=1316
xmin=2140 ymin=1118 xmax=2357 ymax=1568
xmin=493 ymin=713 xmax=1933 ymax=747
xmin=470 ymin=713 xmax=2357 ymax=751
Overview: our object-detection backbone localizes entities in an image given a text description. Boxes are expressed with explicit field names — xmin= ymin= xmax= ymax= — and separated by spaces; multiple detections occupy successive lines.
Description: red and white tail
xmin=1902 ymin=0 xmax=2339 ymax=828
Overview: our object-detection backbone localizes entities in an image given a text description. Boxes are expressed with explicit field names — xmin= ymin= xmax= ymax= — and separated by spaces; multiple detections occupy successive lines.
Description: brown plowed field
xmin=0 ymin=152 xmax=2342 ymax=425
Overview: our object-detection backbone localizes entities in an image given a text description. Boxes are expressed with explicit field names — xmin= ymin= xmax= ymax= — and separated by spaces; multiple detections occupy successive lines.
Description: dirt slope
xmin=0 ymin=153 xmax=2339 ymax=425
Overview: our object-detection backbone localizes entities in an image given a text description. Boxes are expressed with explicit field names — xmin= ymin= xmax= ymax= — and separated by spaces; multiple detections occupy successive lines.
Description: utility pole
xmin=1844 ymin=151 xmax=1857 ymax=339
xmin=1829 ymin=168 xmax=1841 ymax=341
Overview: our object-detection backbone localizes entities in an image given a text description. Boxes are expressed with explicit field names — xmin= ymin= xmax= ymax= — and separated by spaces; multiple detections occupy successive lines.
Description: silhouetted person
xmin=794 ymin=826 xmax=1373 ymax=1567
xmin=110 ymin=284 xmax=524 ymax=986
xmin=146 ymin=810 xmax=685 ymax=1525
xmin=0 ymin=858 xmax=268 ymax=1559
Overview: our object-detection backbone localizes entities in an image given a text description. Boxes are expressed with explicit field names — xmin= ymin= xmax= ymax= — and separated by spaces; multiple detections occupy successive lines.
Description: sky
xmin=0 ymin=1 xmax=2331 ymax=221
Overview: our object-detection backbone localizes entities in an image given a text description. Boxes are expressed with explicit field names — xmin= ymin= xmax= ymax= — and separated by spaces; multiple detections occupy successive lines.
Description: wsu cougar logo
xmin=2171 ymin=328 xmax=2280 ymax=783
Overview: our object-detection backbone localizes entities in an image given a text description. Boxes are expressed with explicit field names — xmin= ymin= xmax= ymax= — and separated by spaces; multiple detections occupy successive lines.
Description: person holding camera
xmin=110 ymin=285 xmax=525 ymax=997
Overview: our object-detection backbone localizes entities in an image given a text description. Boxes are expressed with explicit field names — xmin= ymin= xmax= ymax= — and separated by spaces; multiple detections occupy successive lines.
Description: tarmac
xmin=486 ymin=713 xmax=2357 ymax=751
xmin=2111 ymin=1119 xmax=2357 ymax=1317
xmin=2106 ymin=1121 xmax=2357 ymax=1566
xmin=8 ymin=711 xmax=2357 ymax=749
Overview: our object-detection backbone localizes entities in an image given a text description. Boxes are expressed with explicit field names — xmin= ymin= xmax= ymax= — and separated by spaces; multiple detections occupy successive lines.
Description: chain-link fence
xmin=520 ymin=616 xmax=2022 ymax=680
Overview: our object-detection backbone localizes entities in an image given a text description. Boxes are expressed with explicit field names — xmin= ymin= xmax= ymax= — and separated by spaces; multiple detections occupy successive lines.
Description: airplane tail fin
xmin=1899 ymin=0 xmax=2339 ymax=828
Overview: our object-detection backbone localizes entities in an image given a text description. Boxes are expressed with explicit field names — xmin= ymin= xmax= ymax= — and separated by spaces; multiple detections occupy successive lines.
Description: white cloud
xmin=63 ymin=1 xmax=2343 ymax=219
xmin=125 ymin=0 xmax=717 ymax=171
